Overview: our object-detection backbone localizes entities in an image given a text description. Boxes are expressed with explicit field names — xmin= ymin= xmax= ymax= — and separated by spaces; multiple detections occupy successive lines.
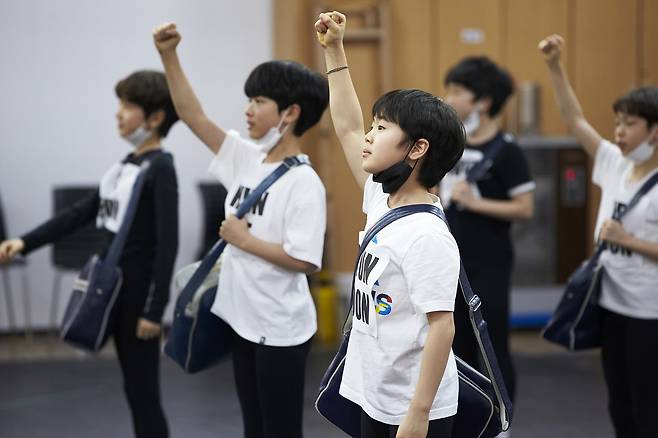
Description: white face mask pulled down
xmin=124 ymin=125 xmax=152 ymax=148
xmin=251 ymin=109 xmax=291 ymax=153
xmin=627 ymin=128 xmax=658 ymax=165
xmin=462 ymin=105 xmax=481 ymax=136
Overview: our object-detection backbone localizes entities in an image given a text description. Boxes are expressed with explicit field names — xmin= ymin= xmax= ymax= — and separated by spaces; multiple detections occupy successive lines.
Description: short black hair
xmin=244 ymin=60 xmax=329 ymax=136
xmin=444 ymin=56 xmax=514 ymax=117
xmin=372 ymin=89 xmax=465 ymax=187
xmin=115 ymin=70 xmax=178 ymax=137
xmin=613 ymin=86 xmax=658 ymax=127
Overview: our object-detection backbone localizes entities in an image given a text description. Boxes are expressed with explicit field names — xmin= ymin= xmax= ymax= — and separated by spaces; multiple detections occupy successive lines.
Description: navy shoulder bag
xmin=315 ymin=204 xmax=513 ymax=438
xmin=165 ymin=156 xmax=309 ymax=373
xmin=543 ymin=171 xmax=658 ymax=350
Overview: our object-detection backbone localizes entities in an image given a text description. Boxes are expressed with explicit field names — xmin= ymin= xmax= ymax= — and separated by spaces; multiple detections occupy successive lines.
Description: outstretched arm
xmin=315 ymin=12 xmax=369 ymax=189
xmin=153 ymin=22 xmax=226 ymax=154
xmin=539 ymin=34 xmax=602 ymax=158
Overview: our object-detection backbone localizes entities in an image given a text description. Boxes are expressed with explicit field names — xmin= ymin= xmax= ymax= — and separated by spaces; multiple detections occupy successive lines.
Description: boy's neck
xmin=631 ymin=149 xmax=658 ymax=181
xmin=134 ymin=136 xmax=162 ymax=156
xmin=387 ymin=178 xmax=434 ymax=209
xmin=263 ymin=133 xmax=303 ymax=163
xmin=467 ymin=115 xmax=500 ymax=145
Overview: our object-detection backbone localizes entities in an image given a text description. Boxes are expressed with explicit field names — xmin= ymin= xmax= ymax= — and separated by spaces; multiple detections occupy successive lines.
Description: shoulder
xmin=363 ymin=175 xmax=385 ymax=214
xmin=595 ymin=138 xmax=623 ymax=164
xmin=289 ymin=162 xmax=326 ymax=191
xmin=146 ymin=151 xmax=177 ymax=181
xmin=497 ymin=133 xmax=525 ymax=158
xmin=284 ymin=163 xmax=327 ymax=204
xmin=396 ymin=212 xmax=458 ymax=256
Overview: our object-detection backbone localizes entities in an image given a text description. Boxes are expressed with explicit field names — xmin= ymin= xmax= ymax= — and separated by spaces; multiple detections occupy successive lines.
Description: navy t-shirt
xmin=441 ymin=132 xmax=535 ymax=268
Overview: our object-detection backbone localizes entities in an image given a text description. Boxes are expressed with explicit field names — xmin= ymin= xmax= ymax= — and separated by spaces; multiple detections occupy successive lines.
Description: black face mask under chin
xmin=372 ymin=160 xmax=414 ymax=193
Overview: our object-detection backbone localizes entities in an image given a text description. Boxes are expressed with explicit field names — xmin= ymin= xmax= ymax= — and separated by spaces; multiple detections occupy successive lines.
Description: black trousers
xmin=601 ymin=308 xmax=658 ymax=438
xmin=112 ymin=269 xmax=168 ymax=438
xmin=360 ymin=410 xmax=454 ymax=438
xmin=232 ymin=331 xmax=312 ymax=438
xmin=452 ymin=262 xmax=516 ymax=402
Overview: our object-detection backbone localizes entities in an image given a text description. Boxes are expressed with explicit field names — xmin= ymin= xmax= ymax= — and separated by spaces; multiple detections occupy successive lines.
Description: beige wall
xmin=274 ymin=0 xmax=657 ymax=273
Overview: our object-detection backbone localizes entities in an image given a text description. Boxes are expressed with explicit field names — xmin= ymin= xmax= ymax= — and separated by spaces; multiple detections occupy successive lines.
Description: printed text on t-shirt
xmin=230 ymin=186 xmax=269 ymax=216
xmin=605 ymin=202 xmax=632 ymax=256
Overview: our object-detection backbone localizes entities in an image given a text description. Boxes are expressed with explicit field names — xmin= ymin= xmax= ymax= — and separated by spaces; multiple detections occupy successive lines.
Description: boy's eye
xmin=377 ymin=125 xmax=385 ymax=131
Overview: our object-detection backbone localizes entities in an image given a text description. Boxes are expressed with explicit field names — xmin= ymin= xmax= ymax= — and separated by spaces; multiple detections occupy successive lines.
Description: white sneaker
xmin=496 ymin=431 xmax=511 ymax=438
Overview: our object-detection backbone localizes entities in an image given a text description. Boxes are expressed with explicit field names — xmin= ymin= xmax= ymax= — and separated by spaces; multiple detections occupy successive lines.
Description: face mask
xmin=124 ymin=125 xmax=152 ymax=148
xmin=462 ymin=105 xmax=481 ymax=136
xmin=626 ymin=128 xmax=658 ymax=164
xmin=372 ymin=143 xmax=417 ymax=194
xmin=252 ymin=109 xmax=291 ymax=153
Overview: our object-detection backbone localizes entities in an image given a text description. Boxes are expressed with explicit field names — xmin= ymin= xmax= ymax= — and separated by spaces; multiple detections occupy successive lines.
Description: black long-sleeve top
xmin=21 ymin=150 xmax=178 ymax=323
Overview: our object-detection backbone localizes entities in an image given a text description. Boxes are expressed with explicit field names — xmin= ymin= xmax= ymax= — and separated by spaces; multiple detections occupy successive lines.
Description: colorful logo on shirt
xmin=375 ymin=293 xmax=393 ymax=315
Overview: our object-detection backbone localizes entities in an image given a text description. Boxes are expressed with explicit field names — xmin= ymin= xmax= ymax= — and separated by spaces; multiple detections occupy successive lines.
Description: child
xmin=152 ymin=22 xmax=328 ymax=438
xmin=442 ymin=56 xmax=535 ymax=403
xmin=315 ymin=11 xmax=465 ymax=438
xmin=541 ymin=34 xmax=658 ymax=438
xmin=0 ymin=70 xmax=179 ymax=438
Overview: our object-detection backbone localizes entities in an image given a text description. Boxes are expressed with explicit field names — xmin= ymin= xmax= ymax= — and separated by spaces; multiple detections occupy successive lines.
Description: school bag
xmin=165 ymin=156 xmax=309 ymax=373
xmin=315 ymin=204 xmax=513 ymax=438
xmin=542 ymin=171 xmax=658 ymax=350
xmin=60 ymin=160 xmax=152 ymax=352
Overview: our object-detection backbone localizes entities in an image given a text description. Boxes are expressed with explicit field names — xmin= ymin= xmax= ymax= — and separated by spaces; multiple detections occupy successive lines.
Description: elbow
xmin=519 ymin=203 xmax=534 ymax=220
xmin=564 ymin=115 xmax=586 ymax=134
xmin=301 ymin=262 xmax=318 ymax=275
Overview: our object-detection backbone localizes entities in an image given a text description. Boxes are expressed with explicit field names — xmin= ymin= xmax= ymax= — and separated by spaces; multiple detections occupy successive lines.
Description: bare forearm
xmin=324 ymin=45 xmax=364 ymax=138
xmin=159 ymin=50 xmax=205 ymax=122
xmin=410 ymin=312 xmax=454 ymax=413
xmin=468 ymin=196 xmax=533 ymax=221
xmin=240 ymin=235 xmax=317 ymax=274
xmin=620 ymin=236 xmax=658 ymax=262
xmin=546 ymin=62 xmax=585 ymax=126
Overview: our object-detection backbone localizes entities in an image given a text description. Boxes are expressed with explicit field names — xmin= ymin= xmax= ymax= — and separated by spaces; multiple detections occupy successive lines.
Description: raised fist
xmin=315 ymin=11 xmax=346 ymax=49
xmin=538 ymin=34 xmax=565 ymax=66
xmin=153 ymin=22 xmax=181 ymax=53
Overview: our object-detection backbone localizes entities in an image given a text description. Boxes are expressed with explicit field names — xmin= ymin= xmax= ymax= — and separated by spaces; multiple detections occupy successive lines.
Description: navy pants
xmin=232 ymin=331 xmax=312 ymax=438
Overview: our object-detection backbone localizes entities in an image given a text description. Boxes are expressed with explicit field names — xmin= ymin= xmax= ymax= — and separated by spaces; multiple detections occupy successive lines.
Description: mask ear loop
xmin=649 ymin=126 xmax=658 ymax=146
xmin=276 ymin=107 xmax=293 ymax=136
xmin=404 ymin=139 xmax=421 ymax=171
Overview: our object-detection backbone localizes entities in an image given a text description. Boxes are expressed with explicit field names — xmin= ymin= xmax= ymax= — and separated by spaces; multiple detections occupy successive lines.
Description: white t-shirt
xmin=97 ymin=161 xmax=141 ymax=233
xmin=339 ymin=176 xmax=460 ymax=425
xmin=207 ymin=130 xmax=327 ymax=346
xmin=592 ymin=139 xmax=658 ymax=319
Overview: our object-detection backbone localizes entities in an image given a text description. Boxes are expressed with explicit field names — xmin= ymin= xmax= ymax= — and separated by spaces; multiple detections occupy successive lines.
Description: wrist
xmin=463 ymin=196 xmax=480 ymax=211
xmin=546 ymin=59 xmax=562 ymax=71
xmin=408 ymin=400 xmax=431 ymax=415
xmin=324 ymin=45 xmax=347 ymax=63
xmin=620 ymin=233 xmax=635 ymax=248
xmin=239 ymin=233 xmax=256 ymax=252
xmin=159 ymin=48 xmax=178 ymax=59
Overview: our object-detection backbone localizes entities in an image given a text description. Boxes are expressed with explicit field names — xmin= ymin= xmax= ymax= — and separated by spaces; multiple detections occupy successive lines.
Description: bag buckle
xmin=468 ymin=295 xmax=481 ymax=312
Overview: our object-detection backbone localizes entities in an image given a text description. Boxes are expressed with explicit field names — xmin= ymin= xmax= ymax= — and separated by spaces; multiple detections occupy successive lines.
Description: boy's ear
xmin=146 ymin=109 xmax=166 ymax=132
xmin=283 ymin=104 xmax=302 ymax=125
xmin=409 ymin=138 xmax=430 ymax=161
xmin=650 ymin=124 xmax=658 ymax=145
xmin=477 ymin=97 xmax=493 ymax=115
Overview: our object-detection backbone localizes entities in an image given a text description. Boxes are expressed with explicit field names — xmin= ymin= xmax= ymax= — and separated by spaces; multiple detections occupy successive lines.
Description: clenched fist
xmin=153 ymin=22 xmax=181 ymax=53
xmin=0 ymin=239 xmax=24 ymax=264
xmin=538 ymin=34 xmax=565 ymax=66
xmin=315 ymin=11 xmax=346 ymax=49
